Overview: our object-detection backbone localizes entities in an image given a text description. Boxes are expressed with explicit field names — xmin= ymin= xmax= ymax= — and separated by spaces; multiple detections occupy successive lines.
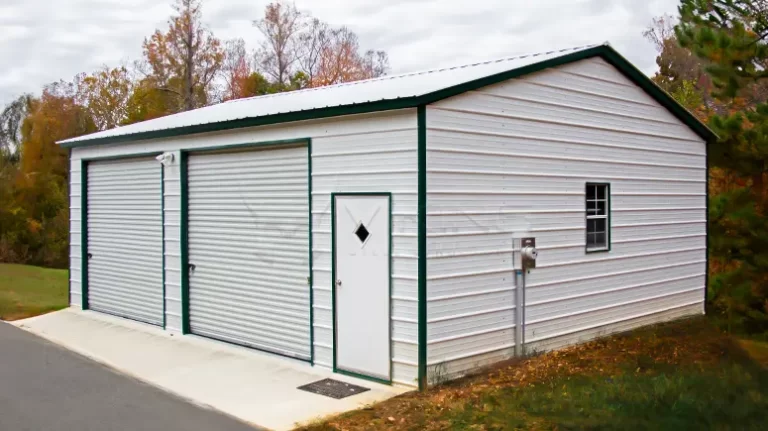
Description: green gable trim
xmin=60 ymin=44 xmax=716 ymax=149
xmin=599 ymin=48 xmax=717 ymax=143
xmin=417 ymin=45 xmax=716 ymax=143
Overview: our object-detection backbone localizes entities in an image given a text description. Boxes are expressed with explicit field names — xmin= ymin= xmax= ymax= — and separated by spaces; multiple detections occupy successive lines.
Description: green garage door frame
xmin=179 ymin=138 xmax=315 ymax=363
xmin=80 ymin=152 xmax=166 ymax=328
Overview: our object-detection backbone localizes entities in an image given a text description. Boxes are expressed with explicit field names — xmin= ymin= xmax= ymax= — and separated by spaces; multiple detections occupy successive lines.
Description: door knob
xmin=336 ymin=279 xmax=342 ymax=287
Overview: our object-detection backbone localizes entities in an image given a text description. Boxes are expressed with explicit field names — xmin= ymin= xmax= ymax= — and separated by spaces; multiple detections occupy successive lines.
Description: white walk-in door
xmin=187 ymin=144 xmax=311 ymax=360
xmin=333 ymin=194 xmax=391 ymax=380
xmin=86 ymin=157 xmax=164 ymax=325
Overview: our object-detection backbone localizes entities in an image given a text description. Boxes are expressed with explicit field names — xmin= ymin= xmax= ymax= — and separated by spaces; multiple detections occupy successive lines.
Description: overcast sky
xmin=0 ymin=0 xmax=679 ymax=105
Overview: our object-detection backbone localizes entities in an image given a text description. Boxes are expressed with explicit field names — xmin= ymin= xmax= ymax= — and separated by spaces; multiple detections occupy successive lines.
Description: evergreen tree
xmin=678 ymin=0 xmax=768 ymax=334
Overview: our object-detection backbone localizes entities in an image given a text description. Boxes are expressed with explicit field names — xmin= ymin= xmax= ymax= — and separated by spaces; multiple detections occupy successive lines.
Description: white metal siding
xmin=86 ymin=157 xmax=164 ymax=325
xmin=426 ymin=57 xmax=706 ymax=381
xmin=69 ymin=159 xmax=83 ymax=308
xmin=311 ymin=114 xmax=419 ymax=386
xmin=164 ymin=151 xmax=183 ymax=332
xmin=187 ymin=145 xmax=310 ymax=359
xmin=69 ymin=110 xmax=420 ymax=387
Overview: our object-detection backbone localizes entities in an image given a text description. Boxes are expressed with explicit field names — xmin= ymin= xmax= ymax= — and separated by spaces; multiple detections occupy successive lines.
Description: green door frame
xmin=330 ymin=192 xmax=393 ymax=385
xmin=179 ymin=138 xmax=315 ymax=364
xmin=79 ymin=152 xmax=166 ymax=328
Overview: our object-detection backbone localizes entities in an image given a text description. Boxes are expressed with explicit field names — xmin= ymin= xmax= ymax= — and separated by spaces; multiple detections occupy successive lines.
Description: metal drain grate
xmin=297 ymin=378 xmax=370 ymax=399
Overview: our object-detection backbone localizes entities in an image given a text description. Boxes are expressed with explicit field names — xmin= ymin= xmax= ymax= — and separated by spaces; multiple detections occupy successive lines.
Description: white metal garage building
xmin=60 ymin=43 xmax=714 ymax=390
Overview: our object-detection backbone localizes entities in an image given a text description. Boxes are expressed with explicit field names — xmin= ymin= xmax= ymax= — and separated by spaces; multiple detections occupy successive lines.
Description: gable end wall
xmin=425 ymin=57 xmax=707 ymax=382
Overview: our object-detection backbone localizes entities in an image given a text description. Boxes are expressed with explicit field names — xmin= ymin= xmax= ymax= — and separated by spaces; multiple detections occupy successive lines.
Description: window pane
xmin=587 ymin=218 xmax=598 ymax=233
xmin=596 ymin=231 xmax=607 ymax=246
xmin=587 ymin=233 xmax=597 ymax=248
xmin=587 ymin=185 xmax=596 ymax=200
xmin=594 ymin=218 xmax=606 ymax=233
xmin=587 ymin=218 xmax=607 ymax=233
xmin=587 ymin=201 xmax=598 ymax=215
xmin=597 ymin=200 xmax=607 ymax=215
xmin=597 ymin=185 xmax=606 ymax=199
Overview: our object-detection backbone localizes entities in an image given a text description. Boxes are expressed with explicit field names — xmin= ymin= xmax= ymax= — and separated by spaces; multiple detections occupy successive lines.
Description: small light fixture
xmin=155 ymin=152 xmax=175 ymax=166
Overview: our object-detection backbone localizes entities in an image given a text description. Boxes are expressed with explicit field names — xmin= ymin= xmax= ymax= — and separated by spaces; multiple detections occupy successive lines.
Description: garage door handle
xmin=189 ymin=263 xmax=196 ymax=272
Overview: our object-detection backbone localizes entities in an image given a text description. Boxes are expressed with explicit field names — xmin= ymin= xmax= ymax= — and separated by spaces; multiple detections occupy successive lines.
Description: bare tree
xmin=222 ymin=38 xmax=253 ymax=100
xmin=0 ymin=94 xmax=32 ymax=161
xmin=643 ymin=14 xmax=676 ymax=54
xmin=253 ymin=1 xmax=305 ymax=85
xmin=142 ymin=0 xmax=224 ymax=111
xmin=362 ymin=50 xmax=389 ymax=79
xmin=297 ymin=18 xmax=330 ymax=86
xmin=252 ymin=0 xmax=390 ymax=90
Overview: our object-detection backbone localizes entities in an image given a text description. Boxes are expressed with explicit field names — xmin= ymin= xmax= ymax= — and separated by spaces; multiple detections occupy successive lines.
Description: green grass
xmin=300 ymin=318 xmax=768 ymax=431
xmin=0 ymin=263 xmax=68 ymax=320
xmin=449 ymin=361 xmax=766 ymax=430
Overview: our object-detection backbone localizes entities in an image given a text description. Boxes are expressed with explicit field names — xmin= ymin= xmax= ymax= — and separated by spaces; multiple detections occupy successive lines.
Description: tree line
xmin=647 ymin=0 xmax=767 ymax=336
xmin=0 ymin=0 xmax=388 ymax=268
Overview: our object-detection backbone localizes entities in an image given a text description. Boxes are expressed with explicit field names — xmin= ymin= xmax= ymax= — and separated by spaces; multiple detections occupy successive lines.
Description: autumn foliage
xmin=1 ymin=85 xmax=95 ymax=267
xmin=645 ymin=1 xmax=768 ymax=335
xmin=0 ymin=0 xmax=388 ymax=268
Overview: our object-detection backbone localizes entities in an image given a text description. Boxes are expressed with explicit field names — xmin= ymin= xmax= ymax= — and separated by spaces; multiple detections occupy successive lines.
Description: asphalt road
xmin=0 ymin=322 xmax=258 ymax=431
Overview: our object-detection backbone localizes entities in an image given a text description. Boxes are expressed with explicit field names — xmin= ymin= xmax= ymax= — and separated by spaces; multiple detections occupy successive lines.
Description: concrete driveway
xmin=11 ymin=309 xmax=409 ymax=430
xmin=0 ymin=321 xmax=256 ymax=431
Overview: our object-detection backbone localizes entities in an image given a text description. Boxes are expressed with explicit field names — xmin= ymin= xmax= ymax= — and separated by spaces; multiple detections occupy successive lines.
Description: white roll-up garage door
xmin=187 ymin=144 xmax=310 ymax=360
xmin=86 ymin=157 xmax=164 ymax=325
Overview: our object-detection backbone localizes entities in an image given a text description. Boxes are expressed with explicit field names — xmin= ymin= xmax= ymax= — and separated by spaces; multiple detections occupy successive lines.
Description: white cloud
xmin=0 ymin=0 xmax=679 ymax=105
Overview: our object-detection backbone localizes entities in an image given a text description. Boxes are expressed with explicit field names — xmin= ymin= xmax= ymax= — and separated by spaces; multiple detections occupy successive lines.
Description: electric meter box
xmin=521 ymin=237 xmax=537 ymax=270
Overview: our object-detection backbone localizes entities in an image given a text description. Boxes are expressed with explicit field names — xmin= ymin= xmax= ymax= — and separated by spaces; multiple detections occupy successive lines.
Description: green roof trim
xmin=599 ymin=46 xmax=717 ymax=143
xmin=420 ymin=45 xmax=717 ymax=143
xmin=60 ymin=44 xmax=716 ymax=149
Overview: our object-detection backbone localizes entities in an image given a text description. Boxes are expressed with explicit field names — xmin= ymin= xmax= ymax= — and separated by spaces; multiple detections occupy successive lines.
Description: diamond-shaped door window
xmin=354 ymin=223 xmax=370 ymax=243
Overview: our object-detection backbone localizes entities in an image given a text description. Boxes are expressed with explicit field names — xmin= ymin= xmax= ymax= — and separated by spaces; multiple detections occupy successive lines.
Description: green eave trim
xmin=60 ymin=98 xmax=419 ymax=148
xmin=59 ymin=44 xmax=716 ymax=149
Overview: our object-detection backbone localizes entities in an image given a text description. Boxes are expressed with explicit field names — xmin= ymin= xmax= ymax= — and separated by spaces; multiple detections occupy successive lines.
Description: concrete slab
xmin=12 ymin=309 xmax=411 ymax=431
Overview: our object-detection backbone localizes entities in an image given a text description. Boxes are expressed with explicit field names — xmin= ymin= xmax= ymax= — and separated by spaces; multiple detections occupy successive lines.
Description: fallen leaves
xmin=297 ymin=318 xmax=736 ymax=431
